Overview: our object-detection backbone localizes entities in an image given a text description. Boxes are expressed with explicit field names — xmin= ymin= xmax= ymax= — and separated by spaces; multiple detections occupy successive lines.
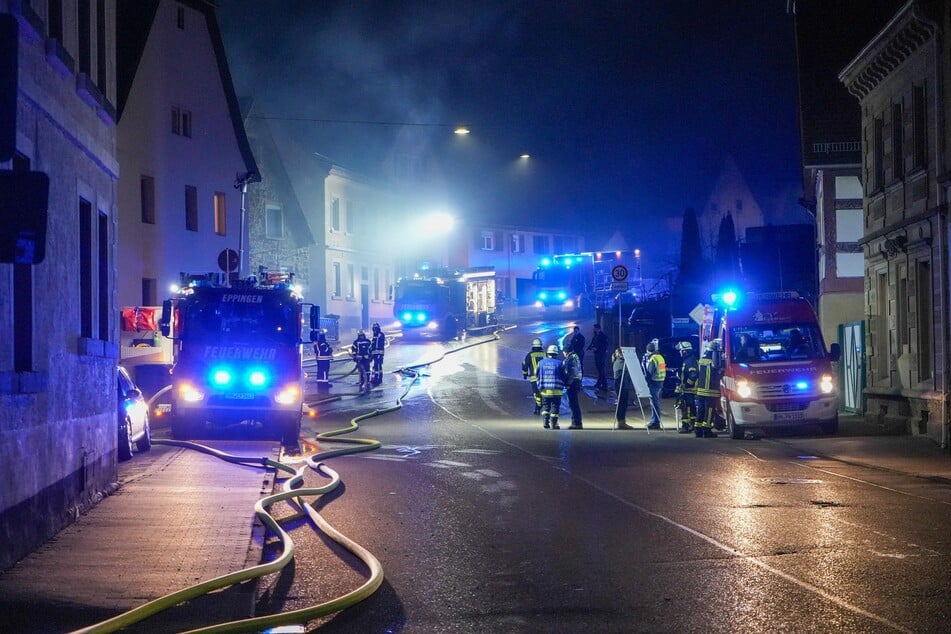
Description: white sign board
xmin=689 ymin=303 xmax=706 ymax=325
xmin=620 ymin=346 xmax=650 ymax=398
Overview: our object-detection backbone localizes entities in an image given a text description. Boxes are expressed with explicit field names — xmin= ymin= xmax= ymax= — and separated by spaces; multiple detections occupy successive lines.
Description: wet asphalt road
xmin=258 ymin=314 xmax=951 ymax=633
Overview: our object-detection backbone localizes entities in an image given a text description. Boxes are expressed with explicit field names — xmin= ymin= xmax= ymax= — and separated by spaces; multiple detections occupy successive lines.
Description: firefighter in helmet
xmin=350 ymin=330 xmax=372 ymax=392
xmin=521 ymin=338 xmax=546 ymax=415
xmin=694 ymin=340 xmax=721 ymax=437
xmin=674 ymin=340 xmax=699 ymax=433
xmin=369 ymin=322 xmax=386 ymax=386
xmin=536 ymin=345 xmax=566 ymax=430
xmin=313 ymin=330 xmax=334 ymax=392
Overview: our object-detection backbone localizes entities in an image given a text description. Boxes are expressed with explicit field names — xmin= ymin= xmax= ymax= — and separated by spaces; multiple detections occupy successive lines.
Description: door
xmin=838 ymin=320 xmax=865 ymax=413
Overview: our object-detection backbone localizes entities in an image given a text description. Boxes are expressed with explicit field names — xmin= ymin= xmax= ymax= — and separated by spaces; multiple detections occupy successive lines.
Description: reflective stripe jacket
xmin=351 ymin=338 xmax=371 ymax=359
xmin=645 ymin=353 xmax=667 ymax=383
xmin=696 ymin=356 xmax=720 ymax=397
xmin=537 ymin=357 xmax=566 ymax=396
xmin=522 ymin=348 xmax=545 ymax=382
xmin=370 ymin=331 xmax=386 ymax=357
xmin=314 ymin=340 xmax=333 ymax=361
xmin=678 ymin=352 xmax=699 ymax=394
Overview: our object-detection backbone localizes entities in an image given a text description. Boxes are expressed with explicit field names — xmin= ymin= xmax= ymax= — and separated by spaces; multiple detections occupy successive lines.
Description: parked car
xmin=118 ymin=366 xmax=151 ymax=461
xmin=656 ymin=334 xmax=700 ymax=397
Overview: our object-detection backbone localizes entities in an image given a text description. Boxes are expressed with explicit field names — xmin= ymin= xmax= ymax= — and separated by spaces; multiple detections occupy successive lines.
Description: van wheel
xmin=137 ymin=416 xmax=152 ymax=452
xmin=820 ymin=414 xmax=839 ymax=435
xmin=171 ymin=415 xmax=192 ymax=440
xmin=118 ymin=416 xmax=134 ymax=461
xmin=727 ymin=405 xmax=744 ymax=440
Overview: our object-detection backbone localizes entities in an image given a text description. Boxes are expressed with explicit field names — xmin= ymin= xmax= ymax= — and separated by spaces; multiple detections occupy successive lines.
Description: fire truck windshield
xmin=730 ymin=324 xmax=825 ymax=363
xmin=184 ymin=295 xmax=298 ymax=345
xmin=396 ymin=281 xmax=444 ymax=302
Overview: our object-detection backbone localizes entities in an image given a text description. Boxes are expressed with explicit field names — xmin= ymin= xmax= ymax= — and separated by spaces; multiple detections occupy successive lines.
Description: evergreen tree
xmin=714 ymin=213 xmax=740 ymax=287
xmin=677 ymin=207 xmax=703 ymax=284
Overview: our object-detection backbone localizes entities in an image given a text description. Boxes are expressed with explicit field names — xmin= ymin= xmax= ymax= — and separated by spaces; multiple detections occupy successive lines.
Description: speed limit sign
xmin=611 ymin=265 xmax=629 ymax=282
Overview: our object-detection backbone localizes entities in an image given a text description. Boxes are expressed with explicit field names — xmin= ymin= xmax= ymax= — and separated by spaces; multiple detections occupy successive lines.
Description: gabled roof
xmin=116 ymin=0 xmax=258 ymax=179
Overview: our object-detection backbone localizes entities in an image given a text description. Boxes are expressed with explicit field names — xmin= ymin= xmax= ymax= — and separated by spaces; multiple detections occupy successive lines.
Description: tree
xmin=713 ymin=213 xmax=739 ymax=288
xmin=671 ymin=207 xmax=708 ymax=316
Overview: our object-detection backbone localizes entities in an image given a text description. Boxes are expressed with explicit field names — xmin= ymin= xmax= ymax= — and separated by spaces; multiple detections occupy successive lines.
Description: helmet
xmin=372 ymin=322 xmax=381 ymax=330
xmin=317 ymin=332 xmax=326 ymax=342
xmin=532 ymin=338 xmax=543 ymax=349
xmin=705 ymin=340 xmax=720 ymax=354
xmin=676 ymin=341 xmax=692 ymax=351
xmin=546 ymin=344 xmax=559 ymax=356
xmin=357 ymin=330 xmax=366 ymax=338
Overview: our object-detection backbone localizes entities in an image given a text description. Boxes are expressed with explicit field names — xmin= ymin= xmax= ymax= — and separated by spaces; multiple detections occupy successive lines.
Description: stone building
xmin=839 ymin=0 xmax=949 ymax=445
xmin=1 ymin=0 xmax=119 ymax=569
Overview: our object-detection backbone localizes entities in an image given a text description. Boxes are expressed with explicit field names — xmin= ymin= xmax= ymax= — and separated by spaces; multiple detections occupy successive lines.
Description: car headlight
xmin=736 ymin=379 xmax=752 ymax=399
xmin=820 ymin=374 xmax=834 ymax=394
xmin=178 ymin=382 xmax=205 ymax=403
xmin=274 ymin=384 xmax=300 ymax=405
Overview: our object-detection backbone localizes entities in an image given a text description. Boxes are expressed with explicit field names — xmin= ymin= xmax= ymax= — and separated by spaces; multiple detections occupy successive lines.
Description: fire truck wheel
xmin=820 ymin=414 xmax=838 ymax=435
xmin=281 ymin=416 xmax=301 ymax=444
xmin=442 ymin=316 xmax=458 ymax=340
xmin=726 ymin=405 xmax=745 ymax=440
xmin=170 ymin=415 xmax=193 ymax=440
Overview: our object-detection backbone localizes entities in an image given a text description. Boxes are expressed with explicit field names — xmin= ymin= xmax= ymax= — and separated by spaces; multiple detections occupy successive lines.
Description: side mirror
xmin=126 ymin=388 xmax=141 ymax=400
xmin=829 ymin=342 xmax=841 ymax=362
xmin=159 ymin=299 xmax=173 ymax=338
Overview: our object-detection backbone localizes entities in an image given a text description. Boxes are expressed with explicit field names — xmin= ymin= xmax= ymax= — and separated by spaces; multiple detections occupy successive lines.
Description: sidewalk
xmin=0 ymin=440 xmax=279 ymax=634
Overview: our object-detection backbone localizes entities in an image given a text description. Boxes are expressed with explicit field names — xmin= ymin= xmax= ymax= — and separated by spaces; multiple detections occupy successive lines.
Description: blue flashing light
xmin=722 ymin=290 xmax=738 ymax=307
xmin=556 ymin=290 xmax=567 ymax=300
xmin=211 ymin=368 xmax=233 ymax=387
xmin=540 ymin=257 xmax=551 ymax=267
xmin=795 ymin=381 xmax=808 ymax=390
xmin=539 ymin=291 xmax=549 ymax=300
xmin=248 ymin=369 xmax=268 ymax=387
xmin=401 ymin=311 xmax=413 ymax=322
xmin=415 ymin=312 xmax=427 ymax=322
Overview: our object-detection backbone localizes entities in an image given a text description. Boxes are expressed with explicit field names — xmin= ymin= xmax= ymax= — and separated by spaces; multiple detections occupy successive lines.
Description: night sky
xmin=217 ymin=1 xmax=807 ymax=277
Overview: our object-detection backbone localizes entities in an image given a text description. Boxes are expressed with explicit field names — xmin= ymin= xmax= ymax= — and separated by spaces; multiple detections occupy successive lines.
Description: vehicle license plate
xmin=773 ymin=411 xmax=805 ymax=421
xmin=227 ymin=392 xmax=255 ymax=400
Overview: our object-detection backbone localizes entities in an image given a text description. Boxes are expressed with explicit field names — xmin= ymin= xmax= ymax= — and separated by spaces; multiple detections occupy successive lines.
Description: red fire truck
xmin=714 ymin=291 xmax=841 ymax=439
xmin=159 ymin=271 xmax=318 ymax=443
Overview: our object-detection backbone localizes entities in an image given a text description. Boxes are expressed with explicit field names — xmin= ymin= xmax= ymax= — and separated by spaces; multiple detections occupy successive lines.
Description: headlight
xmin=820 ymin=374 xmax=834 ymax=394
xmin=178 ymin=382 xmax=205 ymax=403
xmin=274 ymin=384 xmax=300 ymax=405
xmin=736 ymin=379 xmax=752 ymax=399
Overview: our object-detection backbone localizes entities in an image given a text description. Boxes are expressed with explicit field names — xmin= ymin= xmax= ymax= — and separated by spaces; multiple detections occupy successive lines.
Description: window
xmin=347 ymin=263 xmax=355 ymax=298
xmin=80 ymin=198 xmax=93 ymax=339
xmin=331 ymin=197 xmax=340 ymax=231
xmin=176 ymin=4 xmax=185 ymax=29
xmin=913 ymin=85 xmax=926 ymax=169
xmin=265 ymin=204 xmax=284 ymax=238
xmin=896 ymin=265 xmax=907 ymax=351
xmin=13 ymin=153 xmax=34 ymax=371
xmin=172 ymin=107 xmax=192 ymax=137
xmin=332 ymin=262 xmax=341 ymax=297
xmin=386 ymin=269 xmax=392 ymax=301
xmin=78 ymin=0 xmax=91 ymax=75
xmin=345 ymin=200 xmax=355 ymax=234
xmin=214 ymin=192 xmax=226 ymax=236
xmin=48 ymin=0 xmax=63 ymax=40
xmin=916 ymin=260 xmax=932 ymax=381
xmin=872 ymin=116 xmax=884 ymax=191
xmin=96 ymin=0 xmax=107 ymax=89
xmin=361 ymin=265 xmax=369 ymax=283
xmin=185 ymin=185 xmax=198 ymax=231
xmin=373 ymin=268 xmax=381 ymax=300
xmin=140 ymin=175 xmax=155 ymax=224
xmin=142 ymin=278 xmax=157 ymax=307
xmin=98 ymin=210 xmax=109 ymax=341
xmin=736 ymin=199 xmax=743 ymax=212
xmin=892 ymin=103 xmax=904 ymax=180
xmin=511 ymin=233 xmax=523 ymax=253
xmin=875 ymin=271 xmax=889 ymax=381
xmin=533 ymin=235 xmax=549 ymax=254
xmin=553 ymin=236 xmax=566 ymax=253
xmin=481 ymin=231 xmax=494 ymax=251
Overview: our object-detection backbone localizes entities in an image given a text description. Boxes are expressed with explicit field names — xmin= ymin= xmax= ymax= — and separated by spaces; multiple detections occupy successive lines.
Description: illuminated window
xmin=214 ymin=192 xmax=226 ymax=236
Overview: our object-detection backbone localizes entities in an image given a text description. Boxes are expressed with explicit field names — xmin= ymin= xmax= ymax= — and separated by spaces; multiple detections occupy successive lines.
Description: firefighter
xmin=537 ymin=345 xmax=566 ymax=430
xmin=563 ymin=345 xmax=584 ymax=429
xmin=588 ymin=323 xmax=609 ymax=391
xmin=370 ymin=322 xmax=386 ymax=386
xmin=350 ymin=330 xmax=372 ymax=392
xmin=313 ymin=331 xmax=333 ymax=392
xmin=643 ymin=340 xmax=666 ymax=429
xmin=695 ymin=340 xmax=721 ymax=438
xmin=521 ymin=338 xmax=546 ymax=414
xmin=674 ymin=341 xmax=699 ymax=433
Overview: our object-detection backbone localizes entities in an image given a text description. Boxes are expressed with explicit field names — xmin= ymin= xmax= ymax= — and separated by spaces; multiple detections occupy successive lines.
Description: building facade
xmin=115 ymin=0 xmax=258 ymax=310
xmin=1 ymin=0 xmax=119 ymax=569
xmin=840 ymin=0 xmax=949 ymax=445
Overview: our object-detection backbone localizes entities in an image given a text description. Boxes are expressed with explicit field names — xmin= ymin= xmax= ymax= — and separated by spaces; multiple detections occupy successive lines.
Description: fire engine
xmin=531 ymin=251 xmax=642 ymax=316
xmin=393 ymin=267 xmax=497 ymax=339
xmin=713 ymin=290 xmax=841 ymax=439
xmin=158 ymin=270 xmax=318 ymax=442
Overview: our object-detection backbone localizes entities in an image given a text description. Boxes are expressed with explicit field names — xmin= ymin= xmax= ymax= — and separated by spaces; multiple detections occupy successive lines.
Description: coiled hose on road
xmin=71 ymin=329 xmax=507 ymax=634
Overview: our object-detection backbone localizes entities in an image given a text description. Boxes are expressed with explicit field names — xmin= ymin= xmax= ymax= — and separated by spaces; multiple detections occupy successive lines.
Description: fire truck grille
xmin=765 ymin=401 xmax=810 ymax=413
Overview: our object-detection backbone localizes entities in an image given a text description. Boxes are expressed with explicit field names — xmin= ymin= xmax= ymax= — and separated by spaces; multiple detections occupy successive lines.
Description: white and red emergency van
xmin=714 ymin=291 xmax=841 ymax=439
